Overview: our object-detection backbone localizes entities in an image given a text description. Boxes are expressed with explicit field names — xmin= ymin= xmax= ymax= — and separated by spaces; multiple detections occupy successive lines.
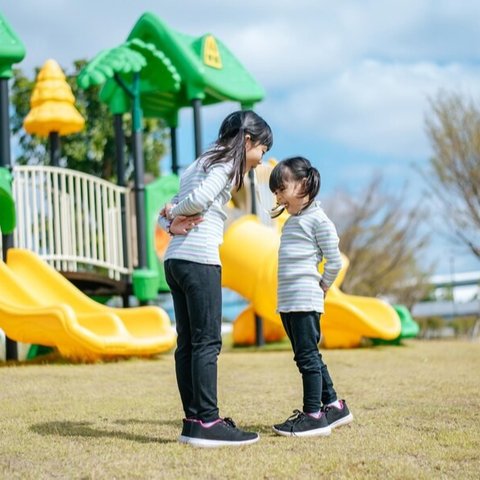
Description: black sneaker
xmin=323 ymin=400 xmax=353 ymax=429
xmin=178 ymin=418 xmax=194 ymax=444
xmin=187 ymin=417 xmax=259 ymax=448
xmin=273 ymin=410 xmax=331 ymax=437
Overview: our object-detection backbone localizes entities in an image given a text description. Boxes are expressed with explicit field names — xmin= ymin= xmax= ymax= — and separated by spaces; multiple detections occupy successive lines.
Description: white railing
xmin=11 ymin=165 xmax=133 ymax=280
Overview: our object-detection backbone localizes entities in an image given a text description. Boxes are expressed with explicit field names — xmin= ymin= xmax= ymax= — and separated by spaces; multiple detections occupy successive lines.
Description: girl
xmin=159 ymin=110 xmax=272 ymax=447
xmin=268 ymin=156 xmax=353 ymax=437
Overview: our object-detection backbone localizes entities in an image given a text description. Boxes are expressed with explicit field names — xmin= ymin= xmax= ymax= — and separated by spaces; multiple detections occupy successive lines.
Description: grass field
xmin=1 ymin=339 xmax=479 ymax=479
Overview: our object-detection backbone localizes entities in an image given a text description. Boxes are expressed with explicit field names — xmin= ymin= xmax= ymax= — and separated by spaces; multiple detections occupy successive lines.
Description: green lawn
xmin=1 ymin=339 xmax=479 ymax=479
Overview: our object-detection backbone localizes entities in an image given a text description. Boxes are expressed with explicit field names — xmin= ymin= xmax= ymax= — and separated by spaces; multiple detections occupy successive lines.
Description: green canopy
xmin=127 ymin=13 xmax=265 ymax=107
xmin=0 ymin=13 xmax=26 ymax=78
xmin=79 ymin=12 xmax=265 ymax=126
xmin=78 ymin=38 xmax=182 ymax=121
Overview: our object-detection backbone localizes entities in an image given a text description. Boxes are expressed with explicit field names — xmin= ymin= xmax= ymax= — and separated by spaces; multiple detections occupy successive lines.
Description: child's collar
xmin=294 ymin=199 xmax=318 ymax=216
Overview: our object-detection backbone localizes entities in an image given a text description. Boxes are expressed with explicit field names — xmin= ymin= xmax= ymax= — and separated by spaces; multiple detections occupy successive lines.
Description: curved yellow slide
xmin=0 ymin=249 xmax=176 ymax=360
xmin=220 ymin=216 xmax=401 ymax=348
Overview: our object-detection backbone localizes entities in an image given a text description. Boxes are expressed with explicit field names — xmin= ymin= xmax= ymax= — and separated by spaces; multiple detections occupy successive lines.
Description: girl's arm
xmin=158 ymin=197 xmax=203 ymax=236
xmin=157 ymin=195 xmax=179 ymax=231
xmin=315 ymin=220 xmax=343 ymax=289
xmin=169 ymin=163 xmax=231 ymax=217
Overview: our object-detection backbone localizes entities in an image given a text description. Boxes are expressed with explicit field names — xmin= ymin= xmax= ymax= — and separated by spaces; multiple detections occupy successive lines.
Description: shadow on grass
xmin=114 ymin=418 xmax=179 ymax=427
xmin=114 ymin=418 xmax=277 ymax=437
xmin=30 ymin=421 xmax=175 ymax=444
xmin=115 ymin=418 xmax=276 ymax=434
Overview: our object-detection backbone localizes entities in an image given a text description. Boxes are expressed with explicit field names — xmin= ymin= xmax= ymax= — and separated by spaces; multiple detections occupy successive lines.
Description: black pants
xmin=165 ymin=259 xmax=222 ymax=422
xmin=280 ymin=311 xmax=337 ymax=413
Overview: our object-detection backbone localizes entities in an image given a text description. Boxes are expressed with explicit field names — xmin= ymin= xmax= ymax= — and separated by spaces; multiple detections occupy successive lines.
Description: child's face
xmin=245 ymin=139 xmax=268 ymax=172
xmin=273 ymin=179 xmax=310 ymax=215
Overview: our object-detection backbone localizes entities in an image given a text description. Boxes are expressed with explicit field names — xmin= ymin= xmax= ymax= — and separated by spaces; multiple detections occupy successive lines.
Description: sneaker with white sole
xmin=178 ymin=418 xmax=194 ymax=444
xmin=323 ymin=400 xmax=353 ymax=429
xmin=187 ymin=417 xmax=259 ymax=448
xmin=273 ymin=410 xmax=331 ymax=437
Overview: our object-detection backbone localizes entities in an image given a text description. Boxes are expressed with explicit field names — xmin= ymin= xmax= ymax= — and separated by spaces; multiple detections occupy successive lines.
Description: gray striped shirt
xmin=277 ymin=201 xmax=342 ymax=313
xmin=159 ymin=153 xmax=233 ymax=266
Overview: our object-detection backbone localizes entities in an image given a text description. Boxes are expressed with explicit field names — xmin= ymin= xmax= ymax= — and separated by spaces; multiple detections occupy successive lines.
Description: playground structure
xmin=0 ymin=12 xmax=417 ymax=361
xmin=0 ymin=248 xmax=175 ymax=361
xmin=0 ymin=11 xmax=268 ymax=360
xmin=0 ymin=148 xmax=175 ymax=360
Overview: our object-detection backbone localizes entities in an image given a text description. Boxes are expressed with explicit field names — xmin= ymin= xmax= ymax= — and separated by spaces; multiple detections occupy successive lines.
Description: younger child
xmin=268 ymin=156 xmax=353 ymax=437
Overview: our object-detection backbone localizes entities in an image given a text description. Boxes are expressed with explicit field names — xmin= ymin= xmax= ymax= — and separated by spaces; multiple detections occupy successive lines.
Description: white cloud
xmin=263 ymin=60 xmax=480 ymax=158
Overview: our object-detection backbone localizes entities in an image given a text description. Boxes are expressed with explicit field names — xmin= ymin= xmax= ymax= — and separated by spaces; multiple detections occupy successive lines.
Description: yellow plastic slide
xmin=220 ymin=216 xmax=401 ymax=348
xmin=0 ymin=249 xmax=176 ymax=360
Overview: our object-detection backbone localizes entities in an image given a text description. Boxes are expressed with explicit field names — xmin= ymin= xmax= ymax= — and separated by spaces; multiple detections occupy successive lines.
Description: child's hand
xmin=169 ymin=215 xmax=203 ymax=236
xmin=320 ymin=280 xmax=329 ymax=296
xmin=160 ymin=203 xmax=174 ymax=220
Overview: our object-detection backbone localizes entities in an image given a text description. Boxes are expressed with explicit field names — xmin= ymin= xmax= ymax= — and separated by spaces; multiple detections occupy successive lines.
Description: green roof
xmin=0 ymin=13 xmax=26 ymax=78
xmin=78 ymin=12 xmax=265 ymax=125
xmin=128 ymin=13 xmax=265 ymax=105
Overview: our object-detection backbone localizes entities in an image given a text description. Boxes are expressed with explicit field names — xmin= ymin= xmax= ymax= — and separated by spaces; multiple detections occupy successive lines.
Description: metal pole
xmin=0 ymin=78 xmax=18 ymax=360
xmin=249 ymin=170 xmax=257 ymax=214
xmin=248 ymin=168 xmax=263 ymax=345
xmin=192 ymin=98 xmax=202 ymax=159
xmin=113 ymin=114 xmax=130 ymax=306
xmin=49 ymin=131 xmax=61 ymax=166
xmin=114 ymin=114 xmax=127 ymax=187
xmin=131 ymin=73 xmax=147 ymax=269
xmin=240 ymin=104 xmax=264 ymax=346
xmin=170 ymin=126 xmax=179 ymax=175
xmin=254 ymin=314 xmax=265 ymax=347
xmin=0 ymin=80 xmax=10 ymax=168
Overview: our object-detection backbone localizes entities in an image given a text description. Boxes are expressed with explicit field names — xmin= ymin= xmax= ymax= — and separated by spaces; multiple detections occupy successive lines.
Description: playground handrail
xmin=11 ymin=165 xmax=133 ymax=279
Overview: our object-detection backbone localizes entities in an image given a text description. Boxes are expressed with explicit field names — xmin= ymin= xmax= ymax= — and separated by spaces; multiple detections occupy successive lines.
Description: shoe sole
xmin=272 ymin=425 xmax=332 ymax=437
xmin=178 ymin=435 xmax=190 ymax=444
xmin=186 ymin=435 xmax=260 ymax=448
xmin=329 ymin=413 xmax=354 ymax=430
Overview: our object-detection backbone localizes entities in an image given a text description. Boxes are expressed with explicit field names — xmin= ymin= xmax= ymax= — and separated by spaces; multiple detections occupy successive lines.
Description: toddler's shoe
xmin=272 ymin=410 xmax=331 ymax=437
xmin=323 ymin=400 xmax=353 ymax=429
xmin=187 ymin=417 xmax=259 ymax=448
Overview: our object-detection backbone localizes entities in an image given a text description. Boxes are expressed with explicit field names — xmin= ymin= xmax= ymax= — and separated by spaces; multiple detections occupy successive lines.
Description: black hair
xmin=269 ymin=156 xmax=321 ymax=201
xmin=203 ymin=110 xmax=273 ymax=190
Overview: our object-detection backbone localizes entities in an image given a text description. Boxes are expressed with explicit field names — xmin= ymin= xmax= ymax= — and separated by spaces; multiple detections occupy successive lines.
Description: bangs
xmin=269 ymin=163 xmax=291 ymax=193
xmin=257 ymin=127 xmax=274 ymax=150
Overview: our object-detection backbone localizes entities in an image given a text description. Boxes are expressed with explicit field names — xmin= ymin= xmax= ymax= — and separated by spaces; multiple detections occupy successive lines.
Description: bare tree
xmin=323 ymin=175 xmax=431 ymax=308
xmin=425 ymin=92 xmax=480 ymax=258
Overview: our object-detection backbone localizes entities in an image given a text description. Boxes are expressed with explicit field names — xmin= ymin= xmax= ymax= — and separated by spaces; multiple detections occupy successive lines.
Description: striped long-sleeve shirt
xmin=277 ymin=201 xmax=343 ymax=313
xmin=159 ymin=153 xmax=233 ymax=266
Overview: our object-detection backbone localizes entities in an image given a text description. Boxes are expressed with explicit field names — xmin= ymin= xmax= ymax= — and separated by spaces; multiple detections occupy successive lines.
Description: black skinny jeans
xmin=164 ymin=259 xmax=222 ymax=422
xmin=280 ymin=311 xmax=337 ymax=413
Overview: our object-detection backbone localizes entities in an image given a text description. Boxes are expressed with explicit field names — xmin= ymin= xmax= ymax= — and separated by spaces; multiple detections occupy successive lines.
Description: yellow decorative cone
xmin=23 ymin=59 xmax=85 ymax=137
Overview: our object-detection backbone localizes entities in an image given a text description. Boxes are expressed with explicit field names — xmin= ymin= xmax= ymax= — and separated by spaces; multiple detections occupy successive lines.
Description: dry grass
xmin=1 ymin=339 xmax=479 ymax=479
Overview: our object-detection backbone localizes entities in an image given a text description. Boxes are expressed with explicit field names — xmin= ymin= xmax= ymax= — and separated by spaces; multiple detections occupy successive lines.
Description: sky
xmin=1 ymin=0 xmax=480 ymax=275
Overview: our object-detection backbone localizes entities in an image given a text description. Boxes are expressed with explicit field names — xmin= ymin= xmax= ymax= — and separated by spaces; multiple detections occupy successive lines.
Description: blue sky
xmin=2 ymin=0 xmax=480 ymax=274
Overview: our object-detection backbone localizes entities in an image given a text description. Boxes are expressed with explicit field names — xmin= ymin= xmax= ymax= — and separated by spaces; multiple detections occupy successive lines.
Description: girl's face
xmin=245 ymin=138 xmax=268 ymax=172
xmin=273 ymin=178 xmax=310 ymax=215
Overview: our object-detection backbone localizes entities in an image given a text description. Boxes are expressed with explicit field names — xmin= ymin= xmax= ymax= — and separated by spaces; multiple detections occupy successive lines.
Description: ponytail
xmin=304 ymin=165 xmax=321 ymax=200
